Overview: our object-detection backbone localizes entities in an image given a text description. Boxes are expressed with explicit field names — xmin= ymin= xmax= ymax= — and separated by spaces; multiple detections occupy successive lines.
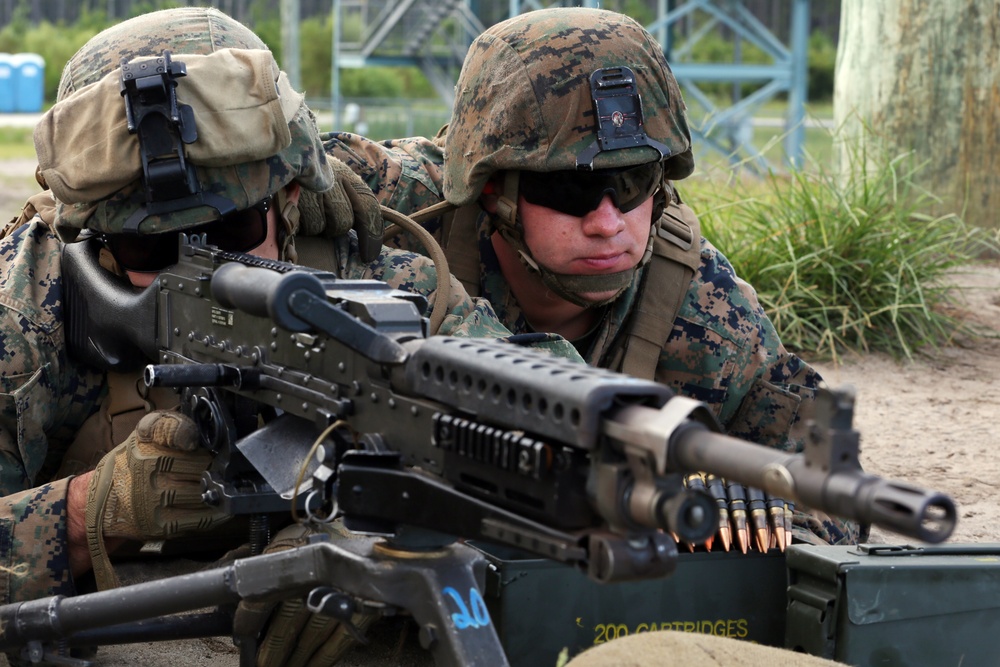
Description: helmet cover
xmin=444 ymin=7 xmax=694 ymax=207
xmin=39 ymin=7 xmax=334 ymax=241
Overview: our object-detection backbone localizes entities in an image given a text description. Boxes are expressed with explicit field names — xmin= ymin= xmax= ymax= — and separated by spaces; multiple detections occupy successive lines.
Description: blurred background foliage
xmin=0 ymin=1 xmax=838 ymax=109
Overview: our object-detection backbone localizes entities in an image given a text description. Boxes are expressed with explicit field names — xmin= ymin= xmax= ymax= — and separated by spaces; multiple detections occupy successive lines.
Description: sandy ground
xmin=813 ymin=261 xmax=1000 ymax=545
xmin=2 ymin=157 xmax=999 ymax=664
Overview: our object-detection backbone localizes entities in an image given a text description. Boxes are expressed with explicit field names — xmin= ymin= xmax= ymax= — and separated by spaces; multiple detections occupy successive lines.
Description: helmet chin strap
xmin=274 ymin=187 xmax=301 ymax=263
xmin=491 ymin=170 xmax=662 ymax=309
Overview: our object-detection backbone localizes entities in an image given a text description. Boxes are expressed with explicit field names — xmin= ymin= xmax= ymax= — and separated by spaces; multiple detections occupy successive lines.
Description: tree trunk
xmin=834 ymin=0 xmax=1000 ymax=229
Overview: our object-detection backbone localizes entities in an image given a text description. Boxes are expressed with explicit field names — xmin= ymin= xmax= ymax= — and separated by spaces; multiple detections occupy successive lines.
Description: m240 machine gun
xmin=0 ymin=234 xmax=957 ymax=666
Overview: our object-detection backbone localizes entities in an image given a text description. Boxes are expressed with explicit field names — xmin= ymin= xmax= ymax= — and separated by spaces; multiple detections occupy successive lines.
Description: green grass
xmin=0 ymin=127 xmax=35 ymax=159
xmin=681 ymin=135 xmax=997 ymax=361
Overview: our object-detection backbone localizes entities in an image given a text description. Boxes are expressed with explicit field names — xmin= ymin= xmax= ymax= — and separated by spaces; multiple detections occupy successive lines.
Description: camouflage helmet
xmin=444 ymin=7 xmax=694 ymax=207
xmin=35 ymin=7 xmax=334 ymax=241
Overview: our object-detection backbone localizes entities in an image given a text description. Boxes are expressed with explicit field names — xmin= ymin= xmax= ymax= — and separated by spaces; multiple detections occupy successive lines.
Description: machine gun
xmin=0 ymin=235 xmax=957 ymax=666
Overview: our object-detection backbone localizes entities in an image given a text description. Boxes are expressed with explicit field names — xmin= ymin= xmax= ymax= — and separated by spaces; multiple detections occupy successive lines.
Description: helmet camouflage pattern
xmin=38 ymin=7 xmax=334 ymax=240
xmin=56 ymin=8 xmax=267 ymax=99
xmin=444 ymin=7 xmax=694 ymax=207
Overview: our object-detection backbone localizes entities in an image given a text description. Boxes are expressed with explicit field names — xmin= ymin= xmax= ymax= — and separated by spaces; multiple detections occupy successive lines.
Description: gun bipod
xmin=0 ymin=532 xmax=508 ymax=667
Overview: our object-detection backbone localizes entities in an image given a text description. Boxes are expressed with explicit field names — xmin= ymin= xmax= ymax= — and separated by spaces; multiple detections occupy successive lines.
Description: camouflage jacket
xmin=325 ymin=131 xmax=859 ymax=547
xmin=0 ymin=215 xmax=576 ymax=604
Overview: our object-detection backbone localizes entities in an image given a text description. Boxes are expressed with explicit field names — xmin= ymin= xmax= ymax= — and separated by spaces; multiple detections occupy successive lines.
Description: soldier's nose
xmin=581 ymin=195 xmax=626 ymax=237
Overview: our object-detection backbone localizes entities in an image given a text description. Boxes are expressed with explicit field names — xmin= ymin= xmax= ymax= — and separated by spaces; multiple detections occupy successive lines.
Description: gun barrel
xmin=670 ymin=425 xmax=956 ymax=544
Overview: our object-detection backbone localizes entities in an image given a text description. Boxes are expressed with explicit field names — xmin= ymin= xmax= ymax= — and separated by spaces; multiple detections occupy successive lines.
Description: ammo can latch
xmin=784 ymin=564 xmax=842 ymax=659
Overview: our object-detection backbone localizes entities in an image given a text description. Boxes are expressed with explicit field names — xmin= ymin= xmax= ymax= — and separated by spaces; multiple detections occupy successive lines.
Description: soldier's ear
xmin=478 ymin=176 xmax=501 ymax=214
xmin=283 ymin=181 xmax=302 ymax=206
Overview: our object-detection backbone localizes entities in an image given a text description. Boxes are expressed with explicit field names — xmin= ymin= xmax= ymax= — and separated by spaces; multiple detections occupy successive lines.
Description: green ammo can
xmin=785 ymin=543 xmax=1000 ymax=666
xmin=470 ymin=542 xmax=788 ymax=667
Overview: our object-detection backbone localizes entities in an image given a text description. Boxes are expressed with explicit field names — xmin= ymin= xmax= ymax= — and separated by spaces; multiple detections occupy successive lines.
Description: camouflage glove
xmin=234 ymin=522 xmax=380 ymax=667
xmin=85 ymin=410 xmax=228 ymax=589
xmin=298 ymin=157 xmax=383 ymax=263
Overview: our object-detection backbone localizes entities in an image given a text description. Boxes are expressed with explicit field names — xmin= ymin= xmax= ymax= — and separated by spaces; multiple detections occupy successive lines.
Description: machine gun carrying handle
xmin=211 ymin=262 xmax=325 ymax=333
xmin=210 ymin=261 xmax=409 ymax=364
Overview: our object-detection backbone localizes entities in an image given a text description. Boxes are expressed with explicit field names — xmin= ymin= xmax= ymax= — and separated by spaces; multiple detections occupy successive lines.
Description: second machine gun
xmin=0 ymin=233 xmax=958 ymax=666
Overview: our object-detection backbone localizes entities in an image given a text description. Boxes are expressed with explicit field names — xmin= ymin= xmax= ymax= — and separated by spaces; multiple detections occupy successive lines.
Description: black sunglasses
xmin=104 ymin=196 xmax=272 ymax=273
xmin=518 ymin=162 xmax=663 ymax=218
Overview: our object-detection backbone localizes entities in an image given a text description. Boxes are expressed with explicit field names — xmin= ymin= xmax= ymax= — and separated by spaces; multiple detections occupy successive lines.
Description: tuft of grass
xmin=0 ymin=126 xmax=36 ymax=160
xmin=683 ymin=135 xmax=997 ymax=362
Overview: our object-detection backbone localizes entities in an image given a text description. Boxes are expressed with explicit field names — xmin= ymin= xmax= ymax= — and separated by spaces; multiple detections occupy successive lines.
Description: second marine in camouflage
xmin=325 ymin=7 xmax=859 ymax=545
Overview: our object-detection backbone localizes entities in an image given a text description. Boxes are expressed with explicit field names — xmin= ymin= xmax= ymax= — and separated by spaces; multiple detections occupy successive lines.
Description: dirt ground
xmin=812 ymin=261 xmax=1000 ymax=545
xmin=2 ymin=157 xmax=999 ymax=665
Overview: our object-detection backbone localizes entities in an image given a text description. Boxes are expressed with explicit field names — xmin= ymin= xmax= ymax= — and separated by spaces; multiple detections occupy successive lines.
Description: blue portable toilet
xmin=0 ymin=54 xmax=14 ymax=113
xmin=12 ymin=53 xmax=45 ymax=112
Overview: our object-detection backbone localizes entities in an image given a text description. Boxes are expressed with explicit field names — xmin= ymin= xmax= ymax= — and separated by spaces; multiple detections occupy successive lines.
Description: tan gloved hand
xmin=233 ymin=522 xmax=380 ymax=667
xmin=298 ymin=157 xmax=383 ymax=263
xmin=85 ymin=410 xmax=229 ymax=589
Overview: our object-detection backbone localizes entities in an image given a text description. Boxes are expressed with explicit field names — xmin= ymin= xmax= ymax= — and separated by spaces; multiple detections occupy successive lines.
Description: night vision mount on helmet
xmin=576 ymin=66 xmax=673 ymax=171
xmin=118 ymin=50 xmax=238 ymax=234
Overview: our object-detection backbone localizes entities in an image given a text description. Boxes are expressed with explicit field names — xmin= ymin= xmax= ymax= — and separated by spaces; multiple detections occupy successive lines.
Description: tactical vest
xmin=57 ymin=372 xmax=178 ymax=479
xmin=427 ymin=199 xmax=702 ymax=380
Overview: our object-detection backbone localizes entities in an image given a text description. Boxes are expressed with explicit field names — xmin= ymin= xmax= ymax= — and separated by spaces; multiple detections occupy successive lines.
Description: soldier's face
xmin=517 ymin=193 xmax=653 ymax=302
xmin=125 ymin=204 xmax=281 ymax=289
xmin=124 ymin=184 xmax=299 ymax=288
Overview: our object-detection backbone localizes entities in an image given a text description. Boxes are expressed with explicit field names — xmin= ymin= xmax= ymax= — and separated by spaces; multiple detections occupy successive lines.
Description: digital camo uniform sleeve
xmin=321 ymin=132 xmax=447 ymax=218
xmin=330 ymin=233 xmax=583 ymax=360
xmin=0 ymin=481 xmax=74 ymax=602
xmin=660 ymin=239 xmax=858 ymax=545
xmin=656 ymin=239 xmax=815 ymax=450
xmin=0 ymin=220 xmax=106 ymax=603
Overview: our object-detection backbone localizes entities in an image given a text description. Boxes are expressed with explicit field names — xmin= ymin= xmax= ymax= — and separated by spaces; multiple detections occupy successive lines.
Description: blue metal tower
xmin=331 ymin=0 xmax=811 ymax=169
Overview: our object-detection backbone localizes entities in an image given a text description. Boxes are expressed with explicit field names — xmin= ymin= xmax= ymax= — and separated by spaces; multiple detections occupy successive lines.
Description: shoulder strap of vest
xmin=292 ymin=236 xmax=340 ymax=273
xmin=441 ymin=203 xmax=485 ymax=298
xmin=619 ymin=199 xmax=702 ymax=379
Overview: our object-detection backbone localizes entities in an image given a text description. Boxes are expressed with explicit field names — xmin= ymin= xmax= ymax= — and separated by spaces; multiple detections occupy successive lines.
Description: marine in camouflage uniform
xmin=325 ymin=8 xmax=859 ymax=546
xmin=0 ymin=8 xmax=576 ymax=607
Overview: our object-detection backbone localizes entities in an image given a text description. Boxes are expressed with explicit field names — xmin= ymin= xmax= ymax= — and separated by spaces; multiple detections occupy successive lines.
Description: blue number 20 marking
xmin=443 ymin=586 xmax=491 ymax=630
